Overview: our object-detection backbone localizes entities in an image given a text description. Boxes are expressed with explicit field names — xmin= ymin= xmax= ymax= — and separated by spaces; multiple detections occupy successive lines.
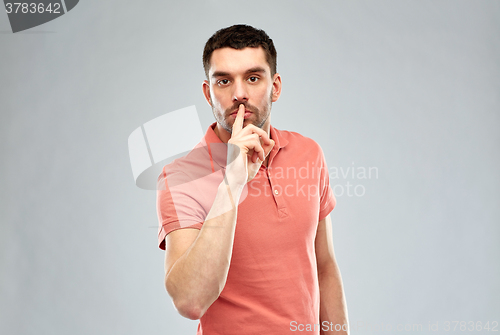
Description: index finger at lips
xmin=231 ymin=104 xmax=245 ymax=136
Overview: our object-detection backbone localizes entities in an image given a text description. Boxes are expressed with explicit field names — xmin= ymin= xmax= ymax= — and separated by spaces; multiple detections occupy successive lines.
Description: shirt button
xmin=274 ymin=189 xmax=279 ymax=195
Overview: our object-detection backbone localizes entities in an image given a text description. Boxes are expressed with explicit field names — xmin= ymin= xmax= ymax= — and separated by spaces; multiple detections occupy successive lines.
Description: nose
xmin=232 ymin=80 xmax=248 ymax=102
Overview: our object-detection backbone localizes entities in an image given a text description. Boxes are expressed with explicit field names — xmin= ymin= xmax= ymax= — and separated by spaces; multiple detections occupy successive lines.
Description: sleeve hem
xmin=318 ymin=196 xmax=336 ymax=222
xmin=158 ymin=222 xmax=203 ymax=250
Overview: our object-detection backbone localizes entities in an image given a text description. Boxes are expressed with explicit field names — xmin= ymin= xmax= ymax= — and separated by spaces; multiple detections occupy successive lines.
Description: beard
xmin=211 ymin=92 xmax=273 ymax=135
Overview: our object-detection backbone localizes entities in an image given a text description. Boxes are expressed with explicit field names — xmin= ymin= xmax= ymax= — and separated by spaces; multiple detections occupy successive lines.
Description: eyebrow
xmin=245 ymin=67 xmax=266 ymax=74
xmin=211 ymin=67 xmax=267 ymax=79
xmin=211 ymin=71 xmax=230 ymax=78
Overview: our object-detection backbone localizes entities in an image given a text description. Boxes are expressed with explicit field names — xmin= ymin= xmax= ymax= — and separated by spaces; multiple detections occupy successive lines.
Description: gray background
xmin=1 ymin=0 xmax=498 ymax=334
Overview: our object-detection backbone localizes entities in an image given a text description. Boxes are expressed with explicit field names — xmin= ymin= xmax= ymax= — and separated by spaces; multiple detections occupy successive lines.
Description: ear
xmin=271 ymin=73 xmax=282 ymax=102
xmin=202 ymin=80 xmax=212 ymax=106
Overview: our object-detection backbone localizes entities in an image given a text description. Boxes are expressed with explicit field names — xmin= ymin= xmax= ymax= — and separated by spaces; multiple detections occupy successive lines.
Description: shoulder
xmin=274 ymin=127 xmax=323 ymax=153
xmin=157 ymin=145 xmax=210 ymax=188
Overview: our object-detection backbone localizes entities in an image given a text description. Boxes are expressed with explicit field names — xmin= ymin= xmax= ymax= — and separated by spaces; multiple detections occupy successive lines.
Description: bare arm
xmin=164 ymin=182 xmax=241 ymax=320
xmin=164 ymin=104 xmax=274 ymax=320
xmin=315 ymin=214 xmax=350 ymax=335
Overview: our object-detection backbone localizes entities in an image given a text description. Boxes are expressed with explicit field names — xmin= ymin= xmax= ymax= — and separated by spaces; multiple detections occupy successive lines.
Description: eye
xmin=217 ymin=79 xmax=230 ymax=86
xmin=248 ymin=76 xmax=259 ymax=83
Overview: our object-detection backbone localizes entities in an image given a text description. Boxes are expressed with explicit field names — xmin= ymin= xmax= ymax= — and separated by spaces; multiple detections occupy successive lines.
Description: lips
xmin=230 ymin=110 xmax=253 ymax=119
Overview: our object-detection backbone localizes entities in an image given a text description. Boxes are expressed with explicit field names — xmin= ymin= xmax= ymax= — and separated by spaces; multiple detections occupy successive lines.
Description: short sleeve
xmin=317 ymin=146 xmax=336 ymax=222
xmin=156 ymin=159 xmax=226 ymax=250
xmin=156 ymin=168 xmax=205 ymax=250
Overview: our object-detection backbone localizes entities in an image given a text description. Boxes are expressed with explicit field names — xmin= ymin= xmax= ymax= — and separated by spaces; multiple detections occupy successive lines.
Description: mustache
xmin=225 ymin=102 xmax=258 ymax=116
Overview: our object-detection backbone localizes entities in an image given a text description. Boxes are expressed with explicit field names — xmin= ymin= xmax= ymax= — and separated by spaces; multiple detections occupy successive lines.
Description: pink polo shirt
xmin=157 ymin=122 xmax=336 ymax=334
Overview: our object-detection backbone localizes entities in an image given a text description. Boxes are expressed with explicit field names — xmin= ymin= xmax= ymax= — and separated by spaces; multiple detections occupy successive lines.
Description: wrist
xmin=220 ymin=178 xmax=244 ymax=202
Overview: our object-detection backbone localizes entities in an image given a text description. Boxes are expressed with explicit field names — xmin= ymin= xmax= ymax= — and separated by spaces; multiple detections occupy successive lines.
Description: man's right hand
xmin=225 ymin=104 xmax=275 ymax=187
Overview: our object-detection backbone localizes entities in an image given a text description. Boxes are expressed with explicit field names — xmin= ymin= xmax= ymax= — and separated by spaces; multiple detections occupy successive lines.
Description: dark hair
xmin=203 ymin=24 xmax=277 ymax=78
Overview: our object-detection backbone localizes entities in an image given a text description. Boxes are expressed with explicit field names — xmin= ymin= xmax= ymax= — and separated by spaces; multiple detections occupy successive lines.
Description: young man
xmin=157 ymin=25 xmax=349 ymax=334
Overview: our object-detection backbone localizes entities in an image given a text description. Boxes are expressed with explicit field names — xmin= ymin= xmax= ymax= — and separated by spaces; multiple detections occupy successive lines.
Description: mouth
xmin=230 ymin=110 xmax=253 ymax=119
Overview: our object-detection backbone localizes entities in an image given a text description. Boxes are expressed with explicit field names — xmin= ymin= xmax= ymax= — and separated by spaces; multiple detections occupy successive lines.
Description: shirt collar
xmin=200 ymin=122 xmax=289 ymax=170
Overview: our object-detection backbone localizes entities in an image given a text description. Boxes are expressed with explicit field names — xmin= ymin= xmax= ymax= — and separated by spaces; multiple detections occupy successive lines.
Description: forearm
xmin=165 ymin=181 xmax=243 ymax=319
xmin=319 ymin=266 xmax=349 ymax=335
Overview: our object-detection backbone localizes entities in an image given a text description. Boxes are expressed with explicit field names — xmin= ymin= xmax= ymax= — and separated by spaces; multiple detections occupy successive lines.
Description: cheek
xmin=212 ymin=96 xmax=224 ymax=110
xmin=209 ymin=91 xmax=223 ymax=109
xmin=256 ymin=87 xmax=272 ymax=104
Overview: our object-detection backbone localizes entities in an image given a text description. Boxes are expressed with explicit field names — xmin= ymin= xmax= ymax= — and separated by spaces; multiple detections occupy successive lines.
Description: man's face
xmin=203 ymin=47 xmax=281 ymax=134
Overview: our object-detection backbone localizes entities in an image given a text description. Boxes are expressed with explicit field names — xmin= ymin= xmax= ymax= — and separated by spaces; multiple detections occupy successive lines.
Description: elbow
xmin=174 ymin=300 xmax=205 ymax=320
xmin=165 ymin=276 xmax=206 ymax=320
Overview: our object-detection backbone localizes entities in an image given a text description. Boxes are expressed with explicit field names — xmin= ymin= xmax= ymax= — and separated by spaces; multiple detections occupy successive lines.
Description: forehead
xmin=209 ymin=46 xmax=270 ymax=76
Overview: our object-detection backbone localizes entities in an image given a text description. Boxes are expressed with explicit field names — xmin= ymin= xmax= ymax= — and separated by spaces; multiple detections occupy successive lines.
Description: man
xmin=157 ymin=24 xmax=349 ymax=334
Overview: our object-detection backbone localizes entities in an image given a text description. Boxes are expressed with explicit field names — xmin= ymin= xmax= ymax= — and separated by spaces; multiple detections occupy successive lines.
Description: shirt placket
xmin=265 ymin=150 xmax=289 ymax=220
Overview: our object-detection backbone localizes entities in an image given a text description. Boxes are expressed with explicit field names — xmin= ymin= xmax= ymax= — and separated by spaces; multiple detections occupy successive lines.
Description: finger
xmin=238 ymin=134 xmax=266 ymax=161
xmin=251 ymin=150 xmax=260 ymax=164
xmin=238 ymin=124 xmax=272 ymax=145
xmin=252 ymin=139 xmax=275 ymax=164
xmin=231 ymin=104 xmax=245 ymax=136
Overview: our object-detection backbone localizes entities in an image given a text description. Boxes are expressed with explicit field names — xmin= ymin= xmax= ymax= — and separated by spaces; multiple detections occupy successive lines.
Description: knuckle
xmin=248 ymin=125 xmax=260 ymax=133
